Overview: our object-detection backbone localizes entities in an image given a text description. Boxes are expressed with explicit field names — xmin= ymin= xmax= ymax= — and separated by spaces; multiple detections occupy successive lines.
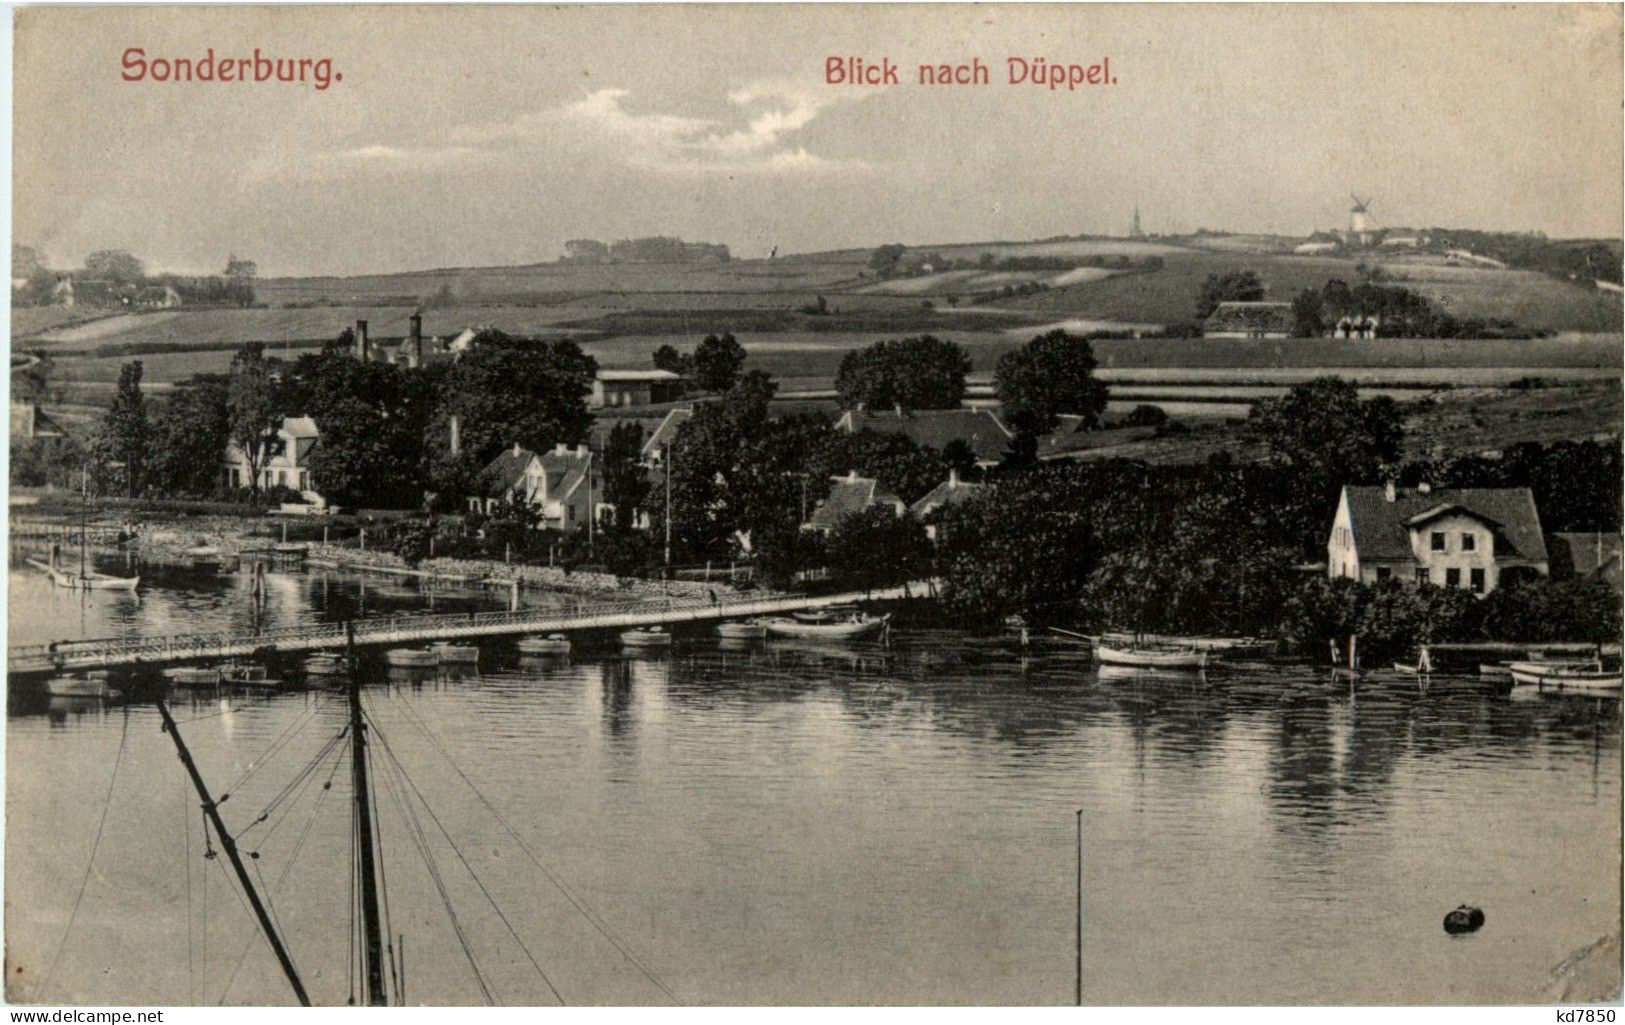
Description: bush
xmin=1118 ymin=404 xmax=1169 ymax=429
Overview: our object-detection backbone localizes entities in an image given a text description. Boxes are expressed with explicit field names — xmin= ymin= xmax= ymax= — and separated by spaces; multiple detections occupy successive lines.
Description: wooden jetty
xmin=8 ymin=584 xmax=925 ymax=676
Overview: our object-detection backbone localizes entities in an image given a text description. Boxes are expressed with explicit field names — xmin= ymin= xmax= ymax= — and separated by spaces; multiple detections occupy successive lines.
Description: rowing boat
xmin=1508 ymin=662 xmax=1619 ymax=693
xmin=45 ymin=673 xmax=120 ymax=699
xmin=385 ymin=648 xmax=439 ymax=668
xmin=1094 ymin=642 xmax=1208 ymax=669
xmin=715 ymin=620 xmax=767 ymax=641
xmin=431 ymin=641 xmax=481 ymax=663
xmin=28 ymin=558 xmax=140 ymax=591
xmin=517 ymin=634 xmax=572 ymax=656
xmin=760 ymin=613 xmax=890 ymax=640
xmin=620 ymin=627 xmax=673 ymax=648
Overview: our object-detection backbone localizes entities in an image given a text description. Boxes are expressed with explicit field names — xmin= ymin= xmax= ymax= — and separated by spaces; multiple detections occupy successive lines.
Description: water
xmin=6 ymin=561 xmax=1620 ymax=1005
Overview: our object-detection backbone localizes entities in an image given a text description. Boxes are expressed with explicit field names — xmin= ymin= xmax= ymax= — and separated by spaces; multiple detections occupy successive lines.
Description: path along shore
xmin=14 ymin=514 xmax=730 ymax=602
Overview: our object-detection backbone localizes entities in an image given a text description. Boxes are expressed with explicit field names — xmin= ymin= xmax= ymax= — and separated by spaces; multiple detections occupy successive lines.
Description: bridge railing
xmin=17 ymin=589 xmax=795 ymax=668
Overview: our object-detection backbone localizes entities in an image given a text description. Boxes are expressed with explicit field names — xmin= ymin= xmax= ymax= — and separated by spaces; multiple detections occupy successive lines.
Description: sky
xmin=13 ymin=4 xmax=1623 ymax=277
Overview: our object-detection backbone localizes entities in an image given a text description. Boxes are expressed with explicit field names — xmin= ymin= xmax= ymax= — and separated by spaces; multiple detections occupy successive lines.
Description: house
xmin=833 ymin=407 xmax=1013 ymax=468
xmin=134 ymin=285 xmax=182 ymax=308
xmin=10 ymin=401 xmax=64 ymax=441
xmin=1547 ymin=532 xmax=1624 ymax=595
xmin=469 ymin=442 xmax=605 ymax=532
xmin=802 ymin=471 xmax=906 ymax=532
xmin=1333 ymin=315 xmax=1380 ymax=340
xmin=591 ymin=369 xmax=684 ymax=408
xmin=1202 ymin=301 xmax=1295 ymax=339
xmin=909 ymin=469 xmax=982 ymax=539
xmin=222 ymin=415 xmax=326 ymax=507
xmin=641 ymin=408 xmax=693 ymax=464
xmin=1327 ymin=483 xmax=1549 ymax=594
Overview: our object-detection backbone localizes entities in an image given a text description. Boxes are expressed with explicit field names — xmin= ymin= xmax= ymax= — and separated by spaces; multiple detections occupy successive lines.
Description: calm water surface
xmin=6 ymin=559 xmax=1620 ymax=1005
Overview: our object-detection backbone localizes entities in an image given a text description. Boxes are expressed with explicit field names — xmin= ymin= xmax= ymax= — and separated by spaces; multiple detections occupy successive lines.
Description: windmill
xmin=1348 ymin=194 xmax=1376 ymax=244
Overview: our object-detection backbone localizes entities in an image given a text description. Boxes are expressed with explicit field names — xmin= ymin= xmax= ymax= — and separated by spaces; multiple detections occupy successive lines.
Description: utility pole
xmin=1075 ymin=808 xmax=1084 ymax=1007
xmin=157 ymin=699 xmax=311 ymax=1006
xmin=347 ymin=623 xmax=387 ymax=1005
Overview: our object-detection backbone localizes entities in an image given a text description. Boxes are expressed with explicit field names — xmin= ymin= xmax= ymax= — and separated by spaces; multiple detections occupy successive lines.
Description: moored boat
xmin=792 ymin=605 xmax=860 ymax=624
xmin=222 ymin=663 xmax=283 ymax=690
xmin=303 ymin=653 xmax=345 ymax=676
xmin=760 ymin=612 xmax=891 ymax=640
xmin=28 ymin=558 xmax=140 ymax=591
xmin=1094 ymin=642 xmax=1208 ymax=669
xmin=168 ymin=666 xmax=223 ymax=688
xmin=620 ymin=627 xmax=673 ymax=648
xmin=715 ymin=620 xmax=767 ymax=641
xmin=432 ymin=641 xmax=480 ymax=663
xmin=45 ymin=673 xmax=120 ymax=699
xmin=385 ymin=647 xmax=439 ymax=668
xmin=1508 ymin=662 xmax=1619 ymax=693
xmin=517 ymin=633 xmax=572 ymax=656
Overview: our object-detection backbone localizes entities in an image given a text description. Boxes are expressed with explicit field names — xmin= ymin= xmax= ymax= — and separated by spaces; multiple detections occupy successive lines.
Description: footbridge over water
xmin=8 ymin=583 xmax=929 ymax=677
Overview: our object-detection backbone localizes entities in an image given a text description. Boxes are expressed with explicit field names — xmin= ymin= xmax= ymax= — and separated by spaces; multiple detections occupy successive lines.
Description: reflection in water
xmin=5 ymin=563 xmax=1621 ymax=1006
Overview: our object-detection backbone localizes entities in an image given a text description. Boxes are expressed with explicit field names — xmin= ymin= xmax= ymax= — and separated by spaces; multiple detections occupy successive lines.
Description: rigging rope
xmin=223 ymin=703 xmax=322 ymax=797
xmin=42 ymin=705 xmax=130 ymax=996
xmin=369 ymin=728 xmax=498 ymax=1005
xmin=388 ymin=695 xmax=684 ymax=1003
xmin=366 ymin=708 xmax=563 ymax=1005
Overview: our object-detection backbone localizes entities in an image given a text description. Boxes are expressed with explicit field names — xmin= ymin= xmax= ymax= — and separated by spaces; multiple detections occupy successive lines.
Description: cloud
xmin=256 ymin=80 xmax=870 ymax=184
xmin=485 ymin=82 xmax=871 ymax=177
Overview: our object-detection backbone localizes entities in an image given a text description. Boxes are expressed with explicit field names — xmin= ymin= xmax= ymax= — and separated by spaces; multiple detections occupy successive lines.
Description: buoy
xmin=1443 ymin=905 xmax=1485 ymax=934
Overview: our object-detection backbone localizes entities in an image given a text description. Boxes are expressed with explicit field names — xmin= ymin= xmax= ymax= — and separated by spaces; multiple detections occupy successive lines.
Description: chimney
xmin=576 ymin=444 xmax=590 ymax=457
xmin=1384 ymin=480 xmax=1396 ymax=502
xmin=449 ymin=414 xmax=461 ymax=455
xmin=409 ymin=312 xmax=423 ymax=367
xmin=847 ymin=470 xmax=859 ymax=482
xmin=1417 ymin=482 xmax=1432 ymax=495
xmin=555 ymin=442 xmax=569 ymax=455
xmin=355 ymin=319 xmax=369 ymax=361
xmin=513 ymin=441 xmax=522 ymax=456
xmin=949 ymin=467 xmax=960 ymax=487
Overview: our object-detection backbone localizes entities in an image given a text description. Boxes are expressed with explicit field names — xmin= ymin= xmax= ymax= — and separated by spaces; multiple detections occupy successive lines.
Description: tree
xmin=867 ymin=243 xmax=907 ymax=276
xmin=652 ymin=343 xmax=690 ymax=376
xmin=692 ymin=332 xmax=746 ymax=393
xmin=603 ymin=421 xmax=651 ymax=531
xmin=227 ymin=343 xmax=286 ymax=499
xmin=286 ymin=351 xmax=429 ymax=509
xmin=224 ymin=255 xmax=258 ymax=280
xmin=83 ymin=249 xmax=145 ymax=285
xmin=94 ymin=361 xmax=148 ymax=497
xmin=426 ymin=331 xmax=597 ymax=497
xmin=1290 ymin=289 xmax=1325 ymax=338
xmin=993 ymin=329 xmax=1110 ymax=433
xmin=1195 ymin=269 xmax=1265 ymax=319
xmin=834 ymin=335 xmax=971 ymax=411
xmin=807 ymin=430 xmax=944 ymax=505
xmin=147 ymin=374 xmax=230 ymax=496
xmin=824 ymin=506 xmax=932 ymax=589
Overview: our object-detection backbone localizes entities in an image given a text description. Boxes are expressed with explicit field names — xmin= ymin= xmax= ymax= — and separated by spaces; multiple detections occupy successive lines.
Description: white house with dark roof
xmin=469 ymin=442 xmax=604 ymax=531
xmin=223 ymin=415 xmax=325 ymax=506
xmin=909 ymin=469 xmax=982 ymax=539
xmin=1327 ymin=483 xmax=1549 ymax=594
xmin=802 ymin=471 xmax=906 ymax=533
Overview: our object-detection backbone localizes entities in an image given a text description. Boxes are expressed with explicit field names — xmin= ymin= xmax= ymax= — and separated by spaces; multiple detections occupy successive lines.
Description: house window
xmin=1415 ymin=568 xmax=1430 ymax=585
xmin=1430 ymin=532 xmax=1446 ymax=552
xmin=1376 ymin=566 xmax=1391 ymax=581
xmin=1461 ymin=533 xmax=1475 ymax=552
xmin=1446 ymin=568 xmax=1461 ymax=588
xmin=1470 ymin=568 xmax=1485 ymax=593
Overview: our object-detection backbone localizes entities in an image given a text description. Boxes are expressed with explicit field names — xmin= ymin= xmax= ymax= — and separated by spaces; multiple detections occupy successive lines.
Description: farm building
xmin=134 ymin=285 xmax=182 ymax=308
xmin=222 ymin=415 xmax=325 ymax=507
xmin=833 ymin=407 xmax=1013 ymax=467
xmin=1326 ymin=483 xmax=1549 ymax=594
xmin=1202 ymin=301 xmax=1296 ymax=339
xmin=592 ymin=369 xmax=684 ymax=408
xmin=802 ymin=471 xmax=906 ymax=533
xmin=469 ymin=442 xmax=604 ymax=531
xmin=10 ymin=401 xmax=64 ymax=441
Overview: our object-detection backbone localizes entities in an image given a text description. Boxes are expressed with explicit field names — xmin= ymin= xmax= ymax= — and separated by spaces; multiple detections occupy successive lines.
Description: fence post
xmin=360 ymin=529 xmax=367 ymax=552
xmin=323 ymin=525 xmax=329 ymax=546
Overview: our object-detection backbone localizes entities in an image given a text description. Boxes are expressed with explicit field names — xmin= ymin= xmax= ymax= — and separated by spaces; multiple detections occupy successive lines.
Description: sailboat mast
xmin=156 ymin=698 xmax=311 ymax=1006
xmin=79 ymin=468 xmax=87 ymax=580
xmin=347 ymin=624 xmax=388 ymax=1005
